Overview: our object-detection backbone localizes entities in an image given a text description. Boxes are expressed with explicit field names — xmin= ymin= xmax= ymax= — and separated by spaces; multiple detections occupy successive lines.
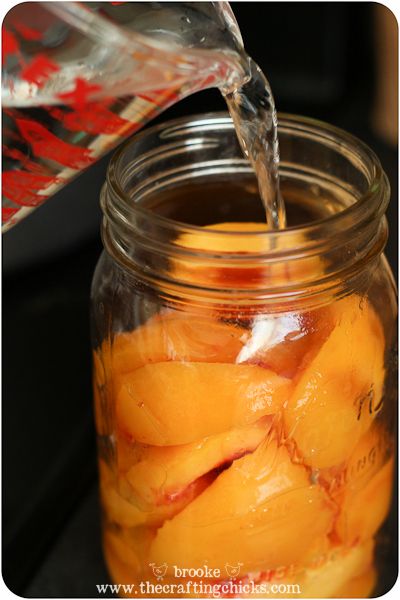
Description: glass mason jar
xmin=91 ymin=113 xmax=397 ymax=599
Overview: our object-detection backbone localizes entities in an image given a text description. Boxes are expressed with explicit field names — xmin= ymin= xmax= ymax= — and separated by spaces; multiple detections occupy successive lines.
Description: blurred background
xmin=2 ymin=2 xmax=398 ymax=596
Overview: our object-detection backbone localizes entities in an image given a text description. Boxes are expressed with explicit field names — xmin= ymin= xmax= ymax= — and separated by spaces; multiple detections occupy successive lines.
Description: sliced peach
xmin=104 ymin=528 xmax=200 ymax=598
xmin=178 ymin=543 xmax=373 ymax=599
xmin=103 ymin=553 xmax=134 ymax=594
xmin=99 ymin=460 xmax=212 ymax=528
xmin=103 ymin=528 xmax=166 ymax=597
xmin=98 ymin=313 xmax=249 ymax=382
xmin=100 ymin=476 xmax=148 ymax=528
xmin=116 ymin=362 xmax=291 ymax=445
xmin=321 ymin=425 xmax=392 ymax=498
xmin=284 ymin=295 xmax=385 ymax=469
xmin=172 ymin=222 xmax=324 ymax=289
xmin=116 ymin=432 xmax=144 ymax=473
xmin=103 ymin=551 xmax=155 ymax=599
xmin=176 ymin=222 xmax=271 ymax=253
xmin=336 ymin=458 xmax=394 ymax=545
xmin=262 ymin=541 xmax=374 ymax=599
xmin=336 ymin=567 xmax=377 ymax=598
xmin=298 ymin=541 xmax=374 ymax=598
xmin=103 ymin=528 xmax=142 ymax=576
xmin=343 ymin=426 xmax=390 ymax=490
xmin=125 ymin=417 xmax=271 ymax=507
xmin=238 ymin=307 xmax=334 ymax=379
xmin=149 ymin=436 xmax=334 ymax=571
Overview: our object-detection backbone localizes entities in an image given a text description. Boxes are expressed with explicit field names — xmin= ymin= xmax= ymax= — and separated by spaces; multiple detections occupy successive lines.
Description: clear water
xmin=224 ymin=58 xmax=285 ymax=229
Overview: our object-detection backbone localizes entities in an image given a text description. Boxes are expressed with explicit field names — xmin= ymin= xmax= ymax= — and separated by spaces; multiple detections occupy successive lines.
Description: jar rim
xmin=102 ymin=111 xmax=389 ymax=305
xmin=106 ymin=111 xmax=389 ymax=247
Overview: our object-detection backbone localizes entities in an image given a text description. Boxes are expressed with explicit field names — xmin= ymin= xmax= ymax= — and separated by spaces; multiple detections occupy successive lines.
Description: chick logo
xmin=149 ymin=563 xmax=168 ymax=581
xmin=224 ymin=563 xmax=243 ymax=579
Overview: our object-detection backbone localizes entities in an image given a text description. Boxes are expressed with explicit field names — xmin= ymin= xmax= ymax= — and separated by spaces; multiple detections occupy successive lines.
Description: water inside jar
xmin=2 ymin=2 xmax=284 ymax=230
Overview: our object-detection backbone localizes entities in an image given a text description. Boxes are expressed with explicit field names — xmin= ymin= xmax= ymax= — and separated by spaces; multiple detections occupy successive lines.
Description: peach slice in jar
xmin=99 ymin=460 xmax=212 ymax=528
xmin=116 ymin=361 xmax=291 ymax=445
xmin=297 ymin=540 xmax=374 ymax=598
xmin=100 ymin=466 xmax=149 ymax=528
xmin=104 ymin=527 xmax=210 ymax=598
xmin=257 ymin=540 xmax=374 ymax=599
xmin=171 ymin=221 xmax=331 ymax=380
xmin=335 ymin=567 xmax=377 ymax=598
xmin=284 ymin=294 xmax=385 ymax=469
xmin=103 ymin=527 xmax=171 ymax=598
xmin=103 ymin=529 xmax=142 ymax=592
xmin=237 ymin=306 xmax=334 ymax=379
xmin=318 ymin=423 xmax=391 ymax=501
xmin=207 ymin=541 xmax=373 ymax=600
xmin=103 ymin=525 xmax=154 ymax=577
xmin=149 ymin=434 xmax=334 ymax=572
xmin=330 ymin=422 xmax=392 ymax=496
xmin=319 ymin=425 xmax=394 ymax=547
xmin=96 ymin=313 xmax=249 ymax=383
xmin=172 ymin=222 xmax=324 ymax=289
xmin=116 ymin=431 xmax=144 ymax=473
xmin=335 ymin=457 xmax=394 ymax=546
xmin=124 ymin=417 xmax=271 ymax=508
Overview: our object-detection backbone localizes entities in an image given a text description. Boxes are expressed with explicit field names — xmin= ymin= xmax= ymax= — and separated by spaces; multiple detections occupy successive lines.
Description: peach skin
xmin=99 ymin=460 xmax=211 ymax=528
xmin=125 ymin=417 xmax=271 ymax=507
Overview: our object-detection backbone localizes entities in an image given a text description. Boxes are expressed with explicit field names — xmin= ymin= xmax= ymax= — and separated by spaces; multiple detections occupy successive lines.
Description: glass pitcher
xmin=2 ymin=1 xmax=247 ymax=230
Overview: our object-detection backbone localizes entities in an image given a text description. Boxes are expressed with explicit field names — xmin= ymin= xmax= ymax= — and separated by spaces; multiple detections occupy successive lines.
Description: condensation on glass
xmin=91 ymin=114 xmax=397 ymax=599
